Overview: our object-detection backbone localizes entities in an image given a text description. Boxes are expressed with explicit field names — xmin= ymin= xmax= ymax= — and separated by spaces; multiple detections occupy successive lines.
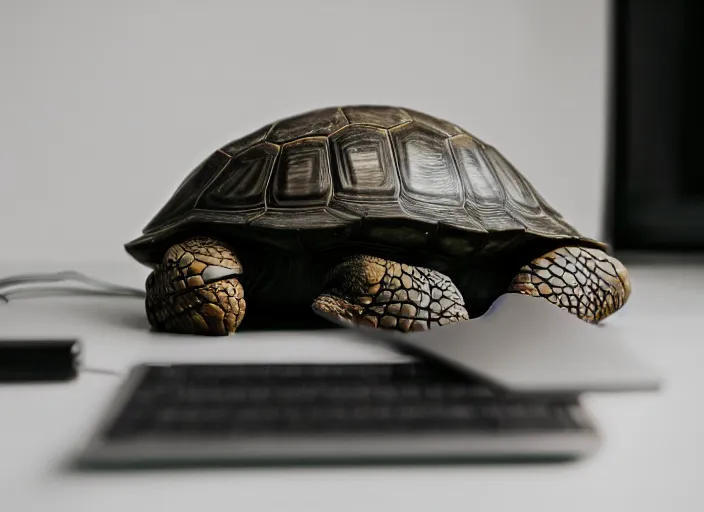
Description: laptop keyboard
xmin=105 ymin=363 xmax=586 ymax=440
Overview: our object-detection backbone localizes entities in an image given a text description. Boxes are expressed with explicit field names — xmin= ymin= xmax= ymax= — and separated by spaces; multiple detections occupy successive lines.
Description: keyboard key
xmin=103 ymin=363 xmax=581 ymax=441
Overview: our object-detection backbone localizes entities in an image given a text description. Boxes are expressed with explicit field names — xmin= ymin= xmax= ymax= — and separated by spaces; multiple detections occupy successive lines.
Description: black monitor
xmin=605 ymin=0 xmax=704 ymax=252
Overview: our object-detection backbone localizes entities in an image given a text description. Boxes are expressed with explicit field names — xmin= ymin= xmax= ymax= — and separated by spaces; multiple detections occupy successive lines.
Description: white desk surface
xmin=0 ymin=261 xmax=701 ymax=512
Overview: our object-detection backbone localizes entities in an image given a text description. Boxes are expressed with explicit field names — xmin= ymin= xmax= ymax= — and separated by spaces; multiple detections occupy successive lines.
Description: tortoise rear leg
xmin=312 ymin=255 xmax=469 ymax=332
xmin=509 ymin=246 xmax=631 ymax=323
xmin=146 ymin=237 xmax=246 ymax=335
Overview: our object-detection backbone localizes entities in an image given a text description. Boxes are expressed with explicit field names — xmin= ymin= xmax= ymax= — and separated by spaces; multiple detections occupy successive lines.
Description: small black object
xmin=0 ymin=339 xmax=81 ymax=382
xmin=79 ymin=362 xmax=599 ymax=467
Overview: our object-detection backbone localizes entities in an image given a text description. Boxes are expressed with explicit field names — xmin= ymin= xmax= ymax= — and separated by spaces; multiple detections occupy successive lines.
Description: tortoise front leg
xmin=508 ymin=246 xmax=631 ymax=323
xmin=312 ymin=255 xmax=469 ymax=332
xmin=146 ymin=237 xmax=246 ymax=335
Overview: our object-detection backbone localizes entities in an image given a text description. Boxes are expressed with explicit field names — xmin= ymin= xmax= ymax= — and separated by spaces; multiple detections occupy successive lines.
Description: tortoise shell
xmin=125 ymin=106 xmax=604 ymax=316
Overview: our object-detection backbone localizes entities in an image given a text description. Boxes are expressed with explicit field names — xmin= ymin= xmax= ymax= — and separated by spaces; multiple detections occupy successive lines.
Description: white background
xmin=3 ymin=3 xmax=703 ymax=510
xmin=0 ymin=0 xmax=609 ymax=264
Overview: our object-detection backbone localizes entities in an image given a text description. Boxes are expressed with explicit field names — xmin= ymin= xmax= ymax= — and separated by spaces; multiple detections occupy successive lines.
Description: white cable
xmin=81 ymin=367 xmax=122 ymax=377
xmin=0 ymin=271 xmax=139 ymax=378
xmin=3 ymin=287 xmax=144 ymax=301
xmin=0 ymin=271 xmax=146 ymax=304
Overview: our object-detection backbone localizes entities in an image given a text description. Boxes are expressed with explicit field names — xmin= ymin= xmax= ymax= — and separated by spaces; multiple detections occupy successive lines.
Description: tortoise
xmin=125 ymin=105 xmax=631 ymax=336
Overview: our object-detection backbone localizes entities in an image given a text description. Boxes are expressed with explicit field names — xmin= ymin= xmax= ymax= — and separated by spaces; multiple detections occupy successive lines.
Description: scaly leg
xmin=312 ymin=255 xmax=469 ymax=332
xmin=509 ymin=246 xmax=631 ymax=323
xmin=146 ymin=237 xmax=246 ymax=335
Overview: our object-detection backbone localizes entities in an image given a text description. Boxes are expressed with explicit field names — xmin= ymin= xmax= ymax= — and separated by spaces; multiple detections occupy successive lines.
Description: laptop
xmin=347 ymin=293 xmax=661 ymax=395
xmin=76 ymin=294 xmax=660 ymax=468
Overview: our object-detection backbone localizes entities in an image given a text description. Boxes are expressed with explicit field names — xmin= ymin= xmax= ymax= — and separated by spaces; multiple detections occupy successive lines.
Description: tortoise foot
xmin=509 ymin=246 xmax=631 ymax=323
xmin=145 ymin=237 xmax=246 ymax=335
xmin=312 ymin=255 xmax=469 ymax=333
xmin=311 ymin=293 xmax=368 ymax=328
